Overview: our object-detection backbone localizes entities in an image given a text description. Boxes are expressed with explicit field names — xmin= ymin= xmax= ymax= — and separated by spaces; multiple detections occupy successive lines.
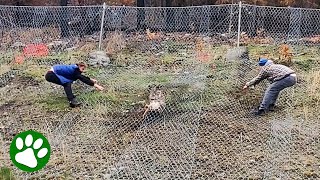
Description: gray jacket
xmin=247 ymin=60 xmax=295 ymax=86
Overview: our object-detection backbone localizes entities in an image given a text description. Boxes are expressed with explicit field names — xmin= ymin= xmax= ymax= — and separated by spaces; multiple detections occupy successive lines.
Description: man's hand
xmin=243 ymin=82 xmax=255 ymax=90
xmin=243 ymin=82 xmax=250 ymax=90
xmin=94 ymin=84 xmax=104 ymax=91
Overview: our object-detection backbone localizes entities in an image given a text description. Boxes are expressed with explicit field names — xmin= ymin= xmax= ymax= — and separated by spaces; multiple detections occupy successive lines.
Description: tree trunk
xmin=137 ymin=0 xmax=145 ymax=30
xmin=166 ymin=0 xmax=174 ymax=32
xmin=60 ymin=0 xmax=70 ymax=37
xmin=60 ymin=0 xmax=68 ymax=5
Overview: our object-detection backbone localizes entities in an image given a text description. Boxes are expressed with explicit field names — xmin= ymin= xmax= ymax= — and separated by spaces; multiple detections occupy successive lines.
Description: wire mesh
xmin=0 ymin=3 xmax=320 ymax=179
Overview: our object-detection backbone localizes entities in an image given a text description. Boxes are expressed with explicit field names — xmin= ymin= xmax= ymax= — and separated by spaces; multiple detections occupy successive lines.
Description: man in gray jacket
xmin=243 ymin=58 xmax=297 ymax=116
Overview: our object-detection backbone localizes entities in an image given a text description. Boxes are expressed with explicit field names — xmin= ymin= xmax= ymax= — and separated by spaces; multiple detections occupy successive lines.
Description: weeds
xmin=36 ymin=95 xmax=69 ymax=112
xmin=0 ymin=167 xmax=15 ymax=180
xmin=278 ymin=44 xmax=293 ymax=66
xmin=294 ymin=59 xmax=316 ymax=72
xmin=105 ymin=31 xmax=126 ymax=55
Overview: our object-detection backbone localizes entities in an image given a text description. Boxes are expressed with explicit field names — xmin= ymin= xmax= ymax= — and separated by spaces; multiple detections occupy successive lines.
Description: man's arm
xmin=74 ymin=68 xmax=105 ymax=90
xmin=246 ymin=69 xmax=267 ymax=87
xmin=76 ymin=74 xmax=95 ymax=86
xmin=75 ymin=72 xmax=104 ymax=90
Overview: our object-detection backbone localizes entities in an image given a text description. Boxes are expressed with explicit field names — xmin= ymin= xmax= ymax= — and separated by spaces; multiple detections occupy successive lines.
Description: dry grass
xmin=105 ymin=31 xmax=126 ymax=55
xmin=79 ymin=42 xmax=97 ymax=53
xmin=0 ymin=65 xmax=11 ymax=75
xmin=278 ymin=44 xmax=293 ymax=66
xmin=306 ymin=70 xmax=320 ymax=95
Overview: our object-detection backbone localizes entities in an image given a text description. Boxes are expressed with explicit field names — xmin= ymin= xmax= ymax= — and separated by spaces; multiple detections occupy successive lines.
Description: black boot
xmin=253 ymin=108 xmax=267 ymax=116
xmin=69 ymin=98 xmax=81 ymax=108
xmin=268 ymin=104 xmax=276 ymax=111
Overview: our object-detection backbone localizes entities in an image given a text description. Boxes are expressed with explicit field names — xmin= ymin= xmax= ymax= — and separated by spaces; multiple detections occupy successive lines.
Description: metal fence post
xmin=237 ymin=1 xmax=242 ymax=47
xmin=98 ymin=2 xmax=107 ymax=51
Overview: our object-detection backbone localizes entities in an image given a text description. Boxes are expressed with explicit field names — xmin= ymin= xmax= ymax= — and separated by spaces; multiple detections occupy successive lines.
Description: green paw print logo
xmin=10 ymin=130 xmax=51 ymax=172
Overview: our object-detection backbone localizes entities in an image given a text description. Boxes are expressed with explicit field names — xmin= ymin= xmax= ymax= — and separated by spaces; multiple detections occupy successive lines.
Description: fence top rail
xmin=0 ymin=5 xmax=102 ymax=8
xmin=243 ymin=4 xmax=320 ymax=11
xmin=0 ymin=3 xmax=319 ymax=11
xmin=0 ymin=4 xmax=234 ymax=9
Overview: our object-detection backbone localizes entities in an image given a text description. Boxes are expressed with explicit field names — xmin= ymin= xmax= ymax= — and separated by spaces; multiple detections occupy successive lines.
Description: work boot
xmin=69 ymin=98 xmax=81 ymax=108
xmin=268 ymin=104 xmax=276 ymax=111
xmin=253 ymin=108 xmax=267 ymax=116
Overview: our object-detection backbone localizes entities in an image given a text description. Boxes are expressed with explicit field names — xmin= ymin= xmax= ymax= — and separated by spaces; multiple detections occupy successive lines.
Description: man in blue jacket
xmin=45 ymin=62 xmax=104 ymax=107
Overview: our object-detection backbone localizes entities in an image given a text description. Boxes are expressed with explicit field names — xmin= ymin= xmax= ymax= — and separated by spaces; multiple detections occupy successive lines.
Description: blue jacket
xmin=53 ymin=64 xmax=80 ymax=84
xmin=52 ymin=64 xmax=94 ymax=86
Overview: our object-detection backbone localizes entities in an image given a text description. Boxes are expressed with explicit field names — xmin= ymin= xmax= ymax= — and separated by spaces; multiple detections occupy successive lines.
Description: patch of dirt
xmin=227 ymin=87 xmax=262 ymax=108
xmin=0 ymin=71 xmax=40 ymax=88
xmin=12 ymin=75 xmax=40 ymax=87
xmin=0 ymin=100 xmax=16 ymax=112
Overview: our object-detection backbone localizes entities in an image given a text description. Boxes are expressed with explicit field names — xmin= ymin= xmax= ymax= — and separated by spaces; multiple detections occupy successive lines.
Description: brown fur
xmin=143 ymin=85 xmax=166 ymax=118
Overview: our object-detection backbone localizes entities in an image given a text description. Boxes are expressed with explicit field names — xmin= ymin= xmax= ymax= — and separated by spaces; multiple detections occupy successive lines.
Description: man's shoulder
xmin=54 ymin=64 xmax=77 ymax=69
xmin=271 ymin=63 xmax=287 ymax=68
xmin=272 ymin=64 xmax=294 ymax=72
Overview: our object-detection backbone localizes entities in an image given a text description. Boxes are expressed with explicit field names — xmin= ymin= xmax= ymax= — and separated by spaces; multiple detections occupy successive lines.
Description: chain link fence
xmin=0 ymin=3 xmax=320 ymax=179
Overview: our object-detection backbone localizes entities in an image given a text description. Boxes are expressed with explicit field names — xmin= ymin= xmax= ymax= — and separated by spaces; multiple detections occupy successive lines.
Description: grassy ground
xmin=1 ymin=43 xmax=319 ymax=113
xmin=0 ymin=42 xmax=319 ymax=179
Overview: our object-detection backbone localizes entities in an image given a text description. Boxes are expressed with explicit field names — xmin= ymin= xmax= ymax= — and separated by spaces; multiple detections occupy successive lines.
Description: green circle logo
xmin=10 ymin=130 xmax=51 ymax=172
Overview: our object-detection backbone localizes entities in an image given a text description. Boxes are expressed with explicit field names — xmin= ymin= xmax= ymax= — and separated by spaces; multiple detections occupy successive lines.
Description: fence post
xmin=228 ymin=1 xmax=234 ymax=34
xmin=237 ymin=1 xmax=242 ymax=47
xmin=98 ymin=2 xmax=107 ymax=51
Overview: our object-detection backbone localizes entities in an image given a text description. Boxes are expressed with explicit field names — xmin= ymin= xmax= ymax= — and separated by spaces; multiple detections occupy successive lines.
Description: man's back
xmin=263 ymin=63 xmax=295 ymax=82
xmin=53 ymin=64 xmax=81 ymax=84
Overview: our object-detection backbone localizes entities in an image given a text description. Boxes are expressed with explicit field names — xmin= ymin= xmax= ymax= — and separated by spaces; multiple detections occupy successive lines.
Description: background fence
xmin=0 ymin=2 xmax=320 ymax=179
xmin=1 ymin=3 xmax=320 ymax=47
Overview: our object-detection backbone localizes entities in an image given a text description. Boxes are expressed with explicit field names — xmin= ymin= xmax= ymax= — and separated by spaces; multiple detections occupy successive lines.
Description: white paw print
xmin=15 ymin=134 xmax=48 ymax=168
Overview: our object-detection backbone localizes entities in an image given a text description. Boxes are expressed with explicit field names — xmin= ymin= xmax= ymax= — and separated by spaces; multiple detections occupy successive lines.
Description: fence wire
xmin=0 ymin=3 xmax=320 ymax=180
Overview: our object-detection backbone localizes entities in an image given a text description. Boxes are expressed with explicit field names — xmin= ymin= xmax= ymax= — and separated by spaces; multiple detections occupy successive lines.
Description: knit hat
xmin=258 ymin=58 xmax=268 ymax=66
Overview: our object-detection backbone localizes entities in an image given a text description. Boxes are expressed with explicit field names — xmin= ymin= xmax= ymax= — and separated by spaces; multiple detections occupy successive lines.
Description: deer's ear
xmin=148 ymin=84 xmax=156 ymax=90
xmin=157 ymin=84 xmax=164 ymax=89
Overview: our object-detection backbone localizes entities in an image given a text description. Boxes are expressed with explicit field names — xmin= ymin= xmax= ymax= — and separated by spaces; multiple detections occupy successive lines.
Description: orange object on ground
xmin=196 ymin=52 xmax=210 ymax=62
xmin=23 ymin=43 xmax=48 ymax=57
xmin=14 ymin=54 xmax=25 ymax=64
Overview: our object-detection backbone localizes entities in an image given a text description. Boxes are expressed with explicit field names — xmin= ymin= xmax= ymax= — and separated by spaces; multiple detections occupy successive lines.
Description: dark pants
xmin=260 ymin=75 xmax=297 ymax=110
xmin=45 ymin=71 xmax=75 ymax=101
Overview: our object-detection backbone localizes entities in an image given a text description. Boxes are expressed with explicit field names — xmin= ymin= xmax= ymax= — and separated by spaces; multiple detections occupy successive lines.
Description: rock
xmin=155 ymin=51 xmax=165 ymax=56
xmin=225 ymin=46 xmax=248 ymax=61
xmin=179 ymin=52 xmax=188 ymax=57
xmin=65 ymin=47 xmax=77 ymax=52
xmin=11 ymin=42 xmax=25 ymax=48
xmin=47 ymin=40 xmax=62 ymax=47
xmin=104 ymin=174 xmax=112 ymax=179
xmin=47 ymin=40 xmax=69 ymax=51
xmin=88 ymin=51 xmax=110 ymax=67
xmin=203 ymin=36 xmax=211 ymax=42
